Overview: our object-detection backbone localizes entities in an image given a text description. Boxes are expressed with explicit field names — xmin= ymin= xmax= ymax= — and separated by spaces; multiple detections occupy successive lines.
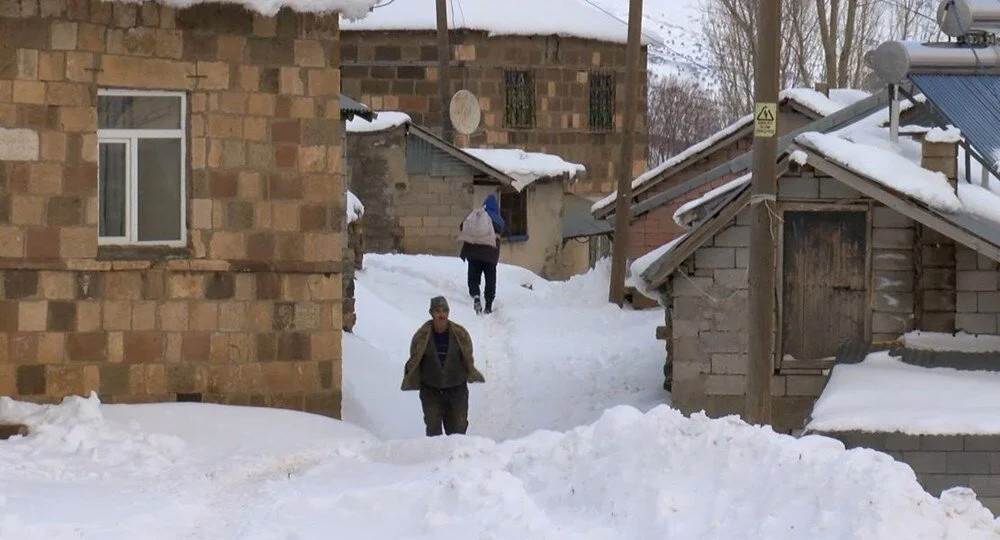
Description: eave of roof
xmin=406 ymin=123 xmax=516 ymax=187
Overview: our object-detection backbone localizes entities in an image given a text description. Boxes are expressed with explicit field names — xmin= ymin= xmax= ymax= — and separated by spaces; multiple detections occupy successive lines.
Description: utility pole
xmin=608 ymin=0 xmax=643 ymax=305
xmin=746 ymin=0 xmax=780 ymax=424
xmin=435 ymin=0 xmax=454 ymax=143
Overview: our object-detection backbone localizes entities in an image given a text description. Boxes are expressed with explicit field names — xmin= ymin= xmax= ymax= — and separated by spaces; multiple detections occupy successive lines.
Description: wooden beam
xmin=0 ymin=423 xmax=28 ymax=440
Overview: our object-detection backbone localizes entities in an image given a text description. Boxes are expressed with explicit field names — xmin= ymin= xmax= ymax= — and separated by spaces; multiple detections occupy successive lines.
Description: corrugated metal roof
xmin=910 ymin=74 xmax=1000 ymax=166
xmin=563 ymin=194 xmax=611 ymax=239
xmin=340 ymin=94 xmax=376 ymax=121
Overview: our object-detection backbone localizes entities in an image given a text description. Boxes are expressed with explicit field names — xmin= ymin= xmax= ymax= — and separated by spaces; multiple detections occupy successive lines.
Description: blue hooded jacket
xmin=483 ymin=194 xmax=505 ymax=235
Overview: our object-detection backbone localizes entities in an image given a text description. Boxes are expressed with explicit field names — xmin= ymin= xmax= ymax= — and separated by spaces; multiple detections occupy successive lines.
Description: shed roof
xmin=340 ymin=94 xmax=377 ymax=121
xmin=563 ymin=194 xmax=612 ymax=240
xmin=591 ymin=89 xmax=874 ymax=217
xmin=630 ymin=100 xmax=1000 ymax=296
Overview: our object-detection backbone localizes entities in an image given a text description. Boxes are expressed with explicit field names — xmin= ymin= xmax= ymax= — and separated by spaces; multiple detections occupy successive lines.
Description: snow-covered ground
xmin=2 ymin=255 xmax=1000 ymax=538
xmin=343 ymin=254 xmax=666 ymax=440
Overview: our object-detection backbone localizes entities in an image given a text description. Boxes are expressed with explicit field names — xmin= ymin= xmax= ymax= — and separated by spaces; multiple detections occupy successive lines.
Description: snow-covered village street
xmin=10 ymin=0 xmax=1000 ymax=536
xmin=1 ymin=256 xmax=998 ymax=538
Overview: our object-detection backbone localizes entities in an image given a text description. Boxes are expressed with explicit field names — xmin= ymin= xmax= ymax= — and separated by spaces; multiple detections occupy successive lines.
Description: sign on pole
xmin=754 ymin=102 xmax=777 ymax=138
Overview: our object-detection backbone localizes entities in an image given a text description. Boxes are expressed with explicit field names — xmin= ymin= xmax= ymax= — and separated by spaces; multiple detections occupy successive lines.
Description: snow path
xmin=345 ymin=254 xmax=668 ymax=440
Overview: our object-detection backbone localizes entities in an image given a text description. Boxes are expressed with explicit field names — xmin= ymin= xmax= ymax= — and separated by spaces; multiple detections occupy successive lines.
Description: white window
xmin=97 ymin=89 xmax=186 ymax=246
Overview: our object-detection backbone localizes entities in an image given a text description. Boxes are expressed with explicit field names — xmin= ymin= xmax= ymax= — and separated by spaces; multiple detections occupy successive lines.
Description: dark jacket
xmin=402 ymin=320 xmax=486 ymax=391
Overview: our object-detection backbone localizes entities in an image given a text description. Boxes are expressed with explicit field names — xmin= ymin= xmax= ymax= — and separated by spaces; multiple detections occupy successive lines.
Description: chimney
xmin=814 ymin=82 xmax=830 ymax=97
xmin=921 ymin=128 xmax=960 ymax=190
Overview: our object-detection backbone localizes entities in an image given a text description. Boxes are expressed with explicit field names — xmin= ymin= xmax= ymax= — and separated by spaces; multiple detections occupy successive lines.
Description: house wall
xmin=345 ymin=126 xmax=473 ymax=256
xmin=474 ymin=182 xmax=572 ymax=279
xmin=956 ymin=246 xmax=1000 ymax=332
xmin=0 ymin=1 xmax=345 ymax=415
xmin=340 ymin=30 xmax=648 ymax=195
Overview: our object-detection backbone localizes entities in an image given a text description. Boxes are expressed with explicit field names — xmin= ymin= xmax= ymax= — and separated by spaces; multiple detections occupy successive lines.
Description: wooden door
xmin=782 ymin=211 xmax=867 ymax=361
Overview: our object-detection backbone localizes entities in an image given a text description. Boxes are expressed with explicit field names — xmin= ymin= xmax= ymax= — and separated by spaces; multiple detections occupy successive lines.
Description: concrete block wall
xmin=820 ymin=430 xmax=1000 ymax=513
xmin=0 ymin=0 xmax=346 ymax=416
xmin=870 ymin=206 xmax=917 ymax=343
xmin=341 ymin=30 xmax=648 ymax=195
xmin=398 ymin=174 xmax=471 ymax=254
xmin=956 ymin=246 xmax=1000 ymax=333
xmin=668 ymin=207 xmax=823 ymax=432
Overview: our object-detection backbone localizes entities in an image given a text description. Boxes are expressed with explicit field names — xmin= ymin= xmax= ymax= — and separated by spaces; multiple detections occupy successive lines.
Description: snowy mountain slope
xmin=587 ymin=0 xmax=711 ymax=81
xmin=342 ymin=254 xmax=667 ymax=440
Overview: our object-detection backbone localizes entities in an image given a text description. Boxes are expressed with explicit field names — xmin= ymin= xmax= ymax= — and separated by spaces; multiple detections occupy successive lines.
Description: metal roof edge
xmin=406 ymin=123 xmax=516 ymax=187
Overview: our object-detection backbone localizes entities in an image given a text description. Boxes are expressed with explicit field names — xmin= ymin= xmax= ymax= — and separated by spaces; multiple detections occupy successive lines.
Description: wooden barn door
xmin=781 ymin=210 xmax=868 ymax=361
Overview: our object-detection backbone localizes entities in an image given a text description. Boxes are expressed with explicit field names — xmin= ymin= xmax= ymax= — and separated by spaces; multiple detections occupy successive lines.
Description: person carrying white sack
xmin=457 ymin=194 xmax=505 ymax=314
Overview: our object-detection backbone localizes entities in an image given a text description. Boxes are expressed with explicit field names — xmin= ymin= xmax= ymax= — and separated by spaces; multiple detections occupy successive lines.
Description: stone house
xmin=345 ymin=112 xmax=590 ymax=279
xmin=340 ymin=0 xmax=648 ymax=196
xmin=0 ymin=0 xmax=375 ymax=416
xmin=630 ymin=94 xmax=1000 ymax=433
xmin=591 ymin=89 xmax=877 ymax=260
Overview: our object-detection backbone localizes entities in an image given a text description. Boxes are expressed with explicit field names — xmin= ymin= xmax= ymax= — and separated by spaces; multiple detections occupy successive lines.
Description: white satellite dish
xmin=449 ymin=89 xmax=481 ymax=135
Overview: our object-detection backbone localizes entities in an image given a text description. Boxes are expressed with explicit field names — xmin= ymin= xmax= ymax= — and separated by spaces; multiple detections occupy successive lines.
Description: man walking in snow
xmin=459 ymin=194 xmax=505 ymax=314
xmin=401 ymin=296 xmax=486 ymax=436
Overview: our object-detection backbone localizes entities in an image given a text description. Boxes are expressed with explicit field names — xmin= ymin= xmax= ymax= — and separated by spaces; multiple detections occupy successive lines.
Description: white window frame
xmin=97 ymin=88 xmax=187 ymax=247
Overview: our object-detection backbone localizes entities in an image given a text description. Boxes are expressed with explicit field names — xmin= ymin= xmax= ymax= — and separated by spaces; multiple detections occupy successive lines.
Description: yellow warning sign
xmin=754 ymin=102 xmax=777 ymax=138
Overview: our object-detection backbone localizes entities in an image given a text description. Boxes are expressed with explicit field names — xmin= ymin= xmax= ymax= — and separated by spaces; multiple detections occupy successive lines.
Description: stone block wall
xmin=342 ymin=216 xmax=362 ymax=332
xmin=818 ymin=430 xmax=1000 ymax=514
xmin=0 ymin=0 xmax=346 ymax=416
xmin=398 ymin=174 xmax=471 ymax=255
xmin=668 ymin=207 xmax=823 ymax=433
xmin=340 ymin=30 xmax=648 ymax=195
xmin=956 ymin=246 xmax=1000 ymax=333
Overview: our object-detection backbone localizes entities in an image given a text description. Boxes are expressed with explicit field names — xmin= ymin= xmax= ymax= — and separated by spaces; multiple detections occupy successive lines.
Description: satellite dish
xmin=449 ymin=90 xmax=481 ymax=135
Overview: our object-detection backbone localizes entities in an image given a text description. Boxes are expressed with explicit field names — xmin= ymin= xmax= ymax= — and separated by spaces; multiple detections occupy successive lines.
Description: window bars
xmin=504 ymin=70 xmax=535 ymax=129
xmin=589 ymin=72 xmax=615 ymax=131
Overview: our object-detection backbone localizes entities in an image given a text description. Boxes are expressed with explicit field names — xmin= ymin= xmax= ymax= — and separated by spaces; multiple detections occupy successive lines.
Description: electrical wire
xmin=577 ymin=0 xmax=667 ymax=47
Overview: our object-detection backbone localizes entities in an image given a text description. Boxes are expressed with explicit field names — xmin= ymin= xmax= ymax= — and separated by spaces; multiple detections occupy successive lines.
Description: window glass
xmin=137 ymin=138 xmax=182 ymax=241
xmin=98 ymin=95 xmax=182 ymax=130
xmin=99 ymin=142 xmax=127 ymax=237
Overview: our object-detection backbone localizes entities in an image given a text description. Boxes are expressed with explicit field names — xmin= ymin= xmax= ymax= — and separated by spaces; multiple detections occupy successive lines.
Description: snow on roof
xmin=341 ymin=0 xmax=639 ymax=44
xmin=591 ymin=88 xmax=871 ymax=214
xmin=781 ymin=88 xmax=870 ymax=117
xmin=462 ymin=148 xmax=585 ymax=191
xmin=673 ymin=172 xmax=751 ymax=228
xmin=135 ymin=0 xmax=378 ymax=17
xmin=346 ymin=190 xmax=364 ymax=223
xmin=925 ymin=126 xmax=962 ymax=144
xmin=808 ymin=351 xmax=1000 ymax=435
xmin=797 ymin=132 xmax=963 ymax=213
xmin=346 ymin=111 xmax=411 ymax=133
xmin=628 ymin=233 xmax=688 ymax=300
xmin=902 ymin=330 xmax=1000 ymax=353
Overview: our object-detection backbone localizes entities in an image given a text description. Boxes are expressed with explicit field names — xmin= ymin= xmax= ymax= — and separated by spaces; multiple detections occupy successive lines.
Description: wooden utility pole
xmin=608 ymin=0 xmax=643 ymax=305
xmin=746 ymin=0 xmax=780 ymax=424
xmin=435 ymin=0 xmax=454 ymax=143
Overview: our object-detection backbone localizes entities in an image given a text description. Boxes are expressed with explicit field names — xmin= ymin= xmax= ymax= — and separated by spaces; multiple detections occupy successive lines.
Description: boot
xmin=473 ymin=296 xmax=483 ymax=315
xmin=484 ymin=300 xmax=493 ymax=314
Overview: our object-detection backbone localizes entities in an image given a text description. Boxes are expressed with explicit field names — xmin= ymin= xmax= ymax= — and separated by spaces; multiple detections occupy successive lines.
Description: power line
xmin=578 ymin=0 xmax=666 ymax=47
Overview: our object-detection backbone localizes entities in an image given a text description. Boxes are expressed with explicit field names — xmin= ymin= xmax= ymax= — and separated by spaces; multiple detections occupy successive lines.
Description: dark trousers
xmin=419 ymin=384 xmax=469 ymax=436
xmin=467 ymin=259 xmax=497 ymax=305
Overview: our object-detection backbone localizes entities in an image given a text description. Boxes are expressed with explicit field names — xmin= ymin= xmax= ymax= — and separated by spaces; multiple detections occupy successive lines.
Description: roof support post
xmin=746 ymin=0 xmax=780 ymax=425
xmin=889 ymin=83 xmax=900 ymax=143
xmin=608 ymin=0 xmax=644 ymax=305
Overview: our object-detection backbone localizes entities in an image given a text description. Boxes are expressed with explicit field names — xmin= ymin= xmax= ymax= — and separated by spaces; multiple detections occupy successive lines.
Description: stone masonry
xmin=818 ymin=430 xmax=1000 ymax=514
xmin=346 ymin=125 xmax=473 ymax=255
xmin=0 ymin=0 xmax=346 ymax=416
xmin=340 ymin=30 xmax=648 ymax=195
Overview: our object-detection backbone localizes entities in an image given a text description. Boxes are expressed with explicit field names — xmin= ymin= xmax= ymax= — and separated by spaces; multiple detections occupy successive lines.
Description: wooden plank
xmin=781 ymin=210 xmax=867 ymax=361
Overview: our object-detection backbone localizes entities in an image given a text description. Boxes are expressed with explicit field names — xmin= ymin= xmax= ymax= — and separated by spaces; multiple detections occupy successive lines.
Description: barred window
xmin=499 ymin=190 xmax=528 ymax=240
xmin=504 ymin=70 xmax=535 ymax=129
xmin=589 ymin=72 xmax=615 ymax=131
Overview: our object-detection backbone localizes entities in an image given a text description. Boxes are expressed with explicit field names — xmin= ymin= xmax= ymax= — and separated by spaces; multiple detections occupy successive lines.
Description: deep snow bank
xmin=1 ymin=396 xmax=997 ymax=539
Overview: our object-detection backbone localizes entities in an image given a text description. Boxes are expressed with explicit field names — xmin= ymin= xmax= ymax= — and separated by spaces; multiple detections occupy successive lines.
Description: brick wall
xmin=0 ymin=0 xmax=345 ymax=416
xmin=818 ymin=430 xmax=1000 ymax=514
xmin=341 ymin=30 xmax=648 ymax=195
